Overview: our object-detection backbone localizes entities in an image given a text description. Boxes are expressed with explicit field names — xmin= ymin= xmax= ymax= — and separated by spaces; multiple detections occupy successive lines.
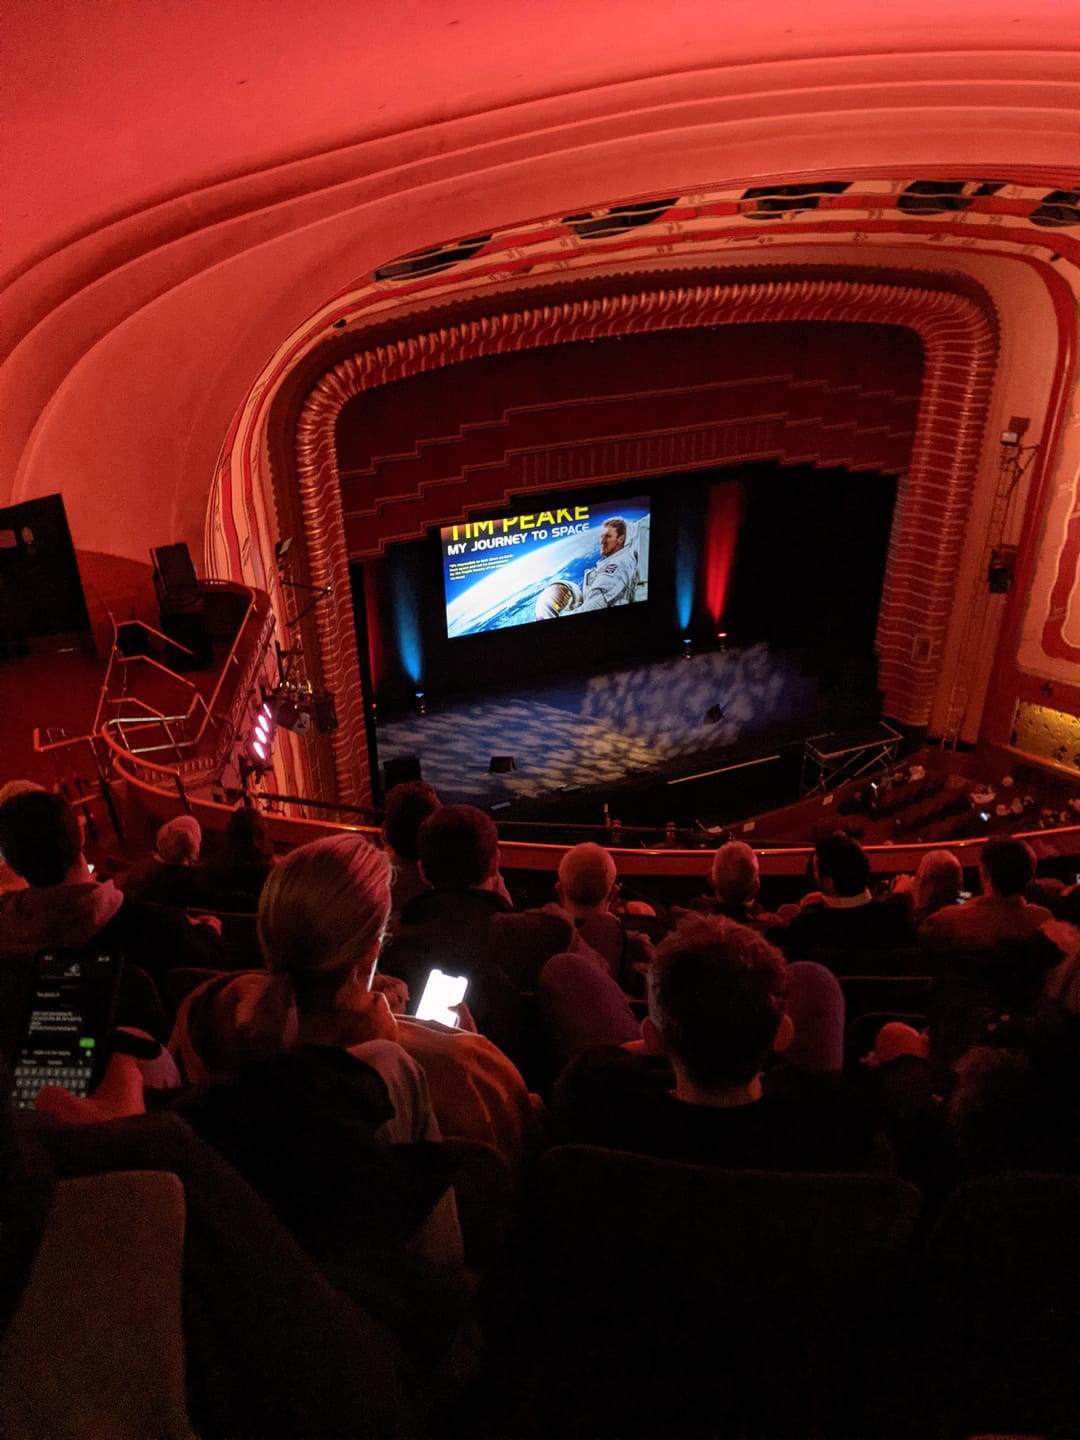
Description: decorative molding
xmin=294 ymin=276 xmax=996 ymax=804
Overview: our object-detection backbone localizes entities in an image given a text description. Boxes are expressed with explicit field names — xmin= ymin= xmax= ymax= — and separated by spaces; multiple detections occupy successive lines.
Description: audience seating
xmin=185 ymin=908 xmax=262 ymax=969
xmin=23 ymin=1112 xmax=420 ymax=1438
xmin=0 ymin=1170 xmax=193 ymax=1440
xmin=844 ymin=1009 xmax=929 ymax=1072
xmin=166 ymin=966 xmax=227 ymax=1019
xmin=924 ymin=1173 xmax=1080 ymax=1439
xmin=441 ymin=1136 xmax=515 ymax=1278
xmin=534 ymin=1145 xmax=924 ymax=1438
xmin=805 ymin=944 xmax=926 ymax=978
xmin=840 ymin=973 xmax=934 ymax=1022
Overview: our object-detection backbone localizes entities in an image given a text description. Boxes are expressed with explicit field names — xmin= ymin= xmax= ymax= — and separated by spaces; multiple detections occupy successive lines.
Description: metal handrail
xmin=87 ymin=582 xmax=267 ymax=787
xmin=188 ymin=583 xmax=261 ymax=743
xmin=113 ymin=746 xmax=1080 ymax=875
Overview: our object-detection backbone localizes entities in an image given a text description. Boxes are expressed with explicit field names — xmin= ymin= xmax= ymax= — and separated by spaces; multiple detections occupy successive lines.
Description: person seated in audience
xmin=1037 ymin=885 xmax=1080 ymax=1016
xmin=0 ymin=790 xmax=224 ymax=991
xmin=381 ymin=805 xmax=576 ymax=1060
xmin=901 ymin=847 xmax=964 ymax=926
xmin=381 ymin=780 xmax=440 ymax=934
xmin=776 ymin=832 xmax=916 ymax=961
xmin=920 ymin=837 xmax=1052 ymax=952
xmin=688 ymin=839 xmax=780 ymax=931
xmin=542 ymin=842 xmax=651 ymax=992
xmin=552 ymin=913 xmax=885 ymax=1170
xmin=198 ymin=803 xmax=277 ymax=910
xmin=170 ymin=831 xmax=538 ymax=1171
xmin=0 ymin=779 xmax=42 ymax=895
xmin=922 ymin=840 xmax=1062 ymax=1071
xmin=0 ymin=1091 xmax=424 ymax=1440
xmin=119 ymin=814 xmax=204 ymax=905
xmin=1026 ymin=874 xmax=1066 ymax=912
xmin=26 ymin=839 xmax=480 ymax=1378
xmin=947 ymin=1008 xmax=1080 ymax=1175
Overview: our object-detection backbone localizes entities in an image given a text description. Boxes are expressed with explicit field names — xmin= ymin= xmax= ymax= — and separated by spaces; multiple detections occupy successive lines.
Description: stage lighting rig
xmin=243 ymin=697 xmax=278 ymax=771
xmin=265 ymin=684 xmax=339 ymax=736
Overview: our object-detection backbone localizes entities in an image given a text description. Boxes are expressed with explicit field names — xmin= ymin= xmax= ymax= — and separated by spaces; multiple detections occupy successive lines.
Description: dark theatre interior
xmin=4 ymin=3 xmax=1080 ymax=1435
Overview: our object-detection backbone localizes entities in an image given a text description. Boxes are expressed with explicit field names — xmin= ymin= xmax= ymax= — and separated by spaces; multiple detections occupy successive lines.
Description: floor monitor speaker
xmin=384 ymin=755 xmax=422 ymax=790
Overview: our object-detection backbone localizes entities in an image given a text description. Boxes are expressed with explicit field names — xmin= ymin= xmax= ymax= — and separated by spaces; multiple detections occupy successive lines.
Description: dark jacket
xmin=382 ymin=887 xmax=575 ymax=1063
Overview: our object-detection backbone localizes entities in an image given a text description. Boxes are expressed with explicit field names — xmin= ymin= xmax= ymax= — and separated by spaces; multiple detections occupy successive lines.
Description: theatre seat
xmin=0 ymin=1170 xmax=193 ymax=1440
xmin=535 ymin=1145 xmax=923 ymax=1438
xmin=925 ymin=1173 xmax=1080 ymax=1439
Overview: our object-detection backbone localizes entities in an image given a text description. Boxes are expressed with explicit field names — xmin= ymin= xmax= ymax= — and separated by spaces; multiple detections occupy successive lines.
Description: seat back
xmin=536 ymin=1145 xmax=923 ymax=1437
xmin=926 ymin=1172 xmax=1080 ymax=1437
xmin=441 ymin=1136 xmax=515 ymax=1276
xmin=0 ymin=1170 xmax=193 ymax=1440
xmin=541 ymin=1144 xmax=922 ymax=1292
xmin=840 ymin=973 xmax=933 ymax=1022
xmin=806 ymin=945 xmax=926 ymax=979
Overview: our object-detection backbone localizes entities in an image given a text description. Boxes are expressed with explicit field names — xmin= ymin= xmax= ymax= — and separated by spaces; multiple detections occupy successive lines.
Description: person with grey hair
xmin=120 ymin=815 xmax=203 ymax=906
xmin=909 ymin=848 xmax=963 ymax=926
xmin=688 ymin=839 xmax=779 ymax=931
xmin=548 ymin=841 xmax=652 ymax=989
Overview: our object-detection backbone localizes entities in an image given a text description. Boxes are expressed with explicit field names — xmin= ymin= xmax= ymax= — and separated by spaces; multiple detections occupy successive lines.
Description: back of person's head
xmin=156 ymin=814 xmax=202 ymax=865
xmin=912 ymin=848 xmax=963 ymax=917
xmin=710 ymin=840 xmax=759 ymax=907
xmin=648 ymin=915 xmax=788 ymax=1090
xmin=0 ymin=791 xmax=83 ymax=887
xmin=0 ymin=779 xmax=44 ymax=807
xmin=814 ymin=832 xmax=871 ymax=897
xmin=224 ymin=804 xmax=273 ymax=866
xmin=382 ymin=781 xmax=440 ymax=861
xmin=418 ymin=805 xmax=497 ymax=890
xmin=558 ymin=842 xmax=616 ymax=909
xmin=257 ymin=833 xmax=391 ymax=1009
xmin=979 ymin=837 xmax=1036 ymax=898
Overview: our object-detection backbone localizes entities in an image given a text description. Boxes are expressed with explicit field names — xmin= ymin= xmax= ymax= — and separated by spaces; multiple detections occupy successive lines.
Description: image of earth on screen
xmin=442 ymin=495 xmax=651 ymax=638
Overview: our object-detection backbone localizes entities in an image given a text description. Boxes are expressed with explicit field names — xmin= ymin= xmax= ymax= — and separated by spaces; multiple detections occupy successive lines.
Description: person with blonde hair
xmin=172 ymin=832 xmax=537 ymax=1169
xmin=234 ymin=831 xmax=398 ymax=1049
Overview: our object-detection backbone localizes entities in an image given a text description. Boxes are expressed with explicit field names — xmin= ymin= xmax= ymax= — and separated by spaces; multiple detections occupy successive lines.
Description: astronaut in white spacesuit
xmin=534 ymin=518 xmax=639 ymax=619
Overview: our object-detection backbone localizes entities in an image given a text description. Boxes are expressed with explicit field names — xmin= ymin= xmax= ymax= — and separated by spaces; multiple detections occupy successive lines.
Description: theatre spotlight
xmin=682 ymin=637 xmax=693 ymax=660
xmin=704 ymin=704 xmax=725 ymax=725
xmin=415 ymin=690 xmax=427 ymax=716
xmin=245 ymin=699 xmax=277 ymax=769
xmin=716 ymin=630 xmax=729 ymax=651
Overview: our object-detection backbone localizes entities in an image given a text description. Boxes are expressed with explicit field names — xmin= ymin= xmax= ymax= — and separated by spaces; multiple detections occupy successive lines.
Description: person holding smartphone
xmin=0 ymin=791 xmax=224 ymax=994
xmin=170 ymin=833 xmax=537 ymax=1171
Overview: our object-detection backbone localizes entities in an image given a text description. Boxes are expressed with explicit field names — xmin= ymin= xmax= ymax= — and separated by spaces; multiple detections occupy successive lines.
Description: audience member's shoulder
xmin=393 ymin=1015 xmax=538 ymax=1162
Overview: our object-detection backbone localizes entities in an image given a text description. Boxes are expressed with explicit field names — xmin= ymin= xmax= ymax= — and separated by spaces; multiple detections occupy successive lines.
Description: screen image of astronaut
xmin=442 ymin=496 xmax=650 ymax=638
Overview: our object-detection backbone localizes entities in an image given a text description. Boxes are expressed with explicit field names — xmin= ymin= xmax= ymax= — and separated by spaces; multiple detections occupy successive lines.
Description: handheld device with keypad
xmin=12 ymin=950 xmax=121 ymax=1110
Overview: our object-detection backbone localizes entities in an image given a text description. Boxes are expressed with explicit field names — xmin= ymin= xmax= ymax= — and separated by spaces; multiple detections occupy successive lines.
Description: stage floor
xmin=375 ymin=643 xmax=822 ymax=807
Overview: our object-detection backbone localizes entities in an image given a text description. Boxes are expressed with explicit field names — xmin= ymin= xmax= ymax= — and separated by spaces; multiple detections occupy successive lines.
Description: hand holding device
xmin=415 ymin=968 xmax=469 ymax=1028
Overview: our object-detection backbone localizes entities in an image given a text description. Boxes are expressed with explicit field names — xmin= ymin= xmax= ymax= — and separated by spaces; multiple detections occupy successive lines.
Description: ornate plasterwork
xmin=294 ymin=275 xmax=996 ymax=805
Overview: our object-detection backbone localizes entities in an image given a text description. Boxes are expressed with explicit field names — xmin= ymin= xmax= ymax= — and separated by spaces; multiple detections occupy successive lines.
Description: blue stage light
xmin=393 ymin=595 xmax=423 ymax=687
xmin=675 ymin=513 xmax=701 ymax=630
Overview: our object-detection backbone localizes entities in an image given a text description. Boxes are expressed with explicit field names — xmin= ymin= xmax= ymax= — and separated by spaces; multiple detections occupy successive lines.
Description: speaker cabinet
xmin=383 ymin=755 xmax=422 ymax=790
